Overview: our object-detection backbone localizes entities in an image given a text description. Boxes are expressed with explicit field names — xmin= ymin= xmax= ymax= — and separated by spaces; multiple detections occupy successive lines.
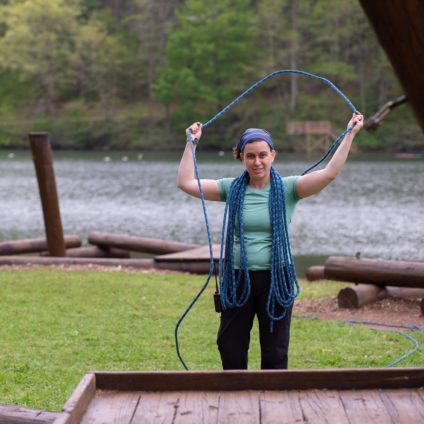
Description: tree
xmin=0 ymin=0 xmax=81 ymax=115
xmin=69 ymin=17 xmax=130 ymax=119
xmin=154 ymin=0 xmax=257 ymax=138
xmin=127 ymin=0 xmax=182 ymax=99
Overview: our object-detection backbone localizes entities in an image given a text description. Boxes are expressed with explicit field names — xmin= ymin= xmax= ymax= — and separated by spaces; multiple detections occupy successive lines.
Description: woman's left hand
xmin=347 ymin=112 xmax=364 ymax=135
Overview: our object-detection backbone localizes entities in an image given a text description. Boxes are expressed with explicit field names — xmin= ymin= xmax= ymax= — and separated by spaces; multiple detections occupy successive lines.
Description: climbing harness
xmin=175 ymin=69 xmax=358 ymax=370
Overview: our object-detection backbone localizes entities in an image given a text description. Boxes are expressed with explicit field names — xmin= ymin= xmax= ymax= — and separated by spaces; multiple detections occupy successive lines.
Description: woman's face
xmin=240 ymin=141 xmax=276 ymax=183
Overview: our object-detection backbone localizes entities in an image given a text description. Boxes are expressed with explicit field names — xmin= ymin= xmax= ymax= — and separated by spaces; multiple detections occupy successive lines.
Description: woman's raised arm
xmin=177 ymin=122 xmax=221 ymax=201
xmin=296 ymin=112 xmax=364 ymax=199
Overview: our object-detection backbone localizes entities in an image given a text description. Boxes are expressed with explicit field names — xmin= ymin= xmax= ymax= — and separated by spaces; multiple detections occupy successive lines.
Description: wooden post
xmin=29 ymin=132 xmax=66 ymax=257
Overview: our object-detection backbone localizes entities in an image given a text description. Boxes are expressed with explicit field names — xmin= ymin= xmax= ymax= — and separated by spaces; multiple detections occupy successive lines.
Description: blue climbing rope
xmin=218 ymin=167 xmax=300 ymax=333
xmin=175 ymin=69 xmax=358 ymax=370
xmin=297 ymin=315 xmax=421 ymax=367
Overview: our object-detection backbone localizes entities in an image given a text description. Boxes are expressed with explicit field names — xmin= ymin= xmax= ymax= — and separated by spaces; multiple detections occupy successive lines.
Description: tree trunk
xmin=290 ymin=0 xmax=298 ymax=111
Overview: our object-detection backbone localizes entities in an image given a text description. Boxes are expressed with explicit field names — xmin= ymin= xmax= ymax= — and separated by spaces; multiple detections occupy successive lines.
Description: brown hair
xmin=232 ymin=146 xmax=242 ymax=161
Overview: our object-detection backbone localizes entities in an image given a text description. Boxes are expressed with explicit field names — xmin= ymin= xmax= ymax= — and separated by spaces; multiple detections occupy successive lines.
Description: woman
xmin=177 ymin=112 xmax=363 ymax=370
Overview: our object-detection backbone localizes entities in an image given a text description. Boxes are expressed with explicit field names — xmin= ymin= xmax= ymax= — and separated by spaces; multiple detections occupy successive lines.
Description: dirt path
xmin=295 ymin=296 xmax=424 ymax=329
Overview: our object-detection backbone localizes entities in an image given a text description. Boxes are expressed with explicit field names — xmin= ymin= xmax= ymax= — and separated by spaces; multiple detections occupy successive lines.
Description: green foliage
xmin=0 ymin=0 xmax=422 ymax=150
xmin=154 ymin=0 xmax=257 ymax=134
xmin=0 ymin=0 xmax=81 ymax=114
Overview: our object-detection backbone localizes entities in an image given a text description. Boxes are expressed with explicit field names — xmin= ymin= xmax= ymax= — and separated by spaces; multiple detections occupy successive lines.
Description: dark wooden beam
xmin=324 ymin=256 xmax=424 ymax=288
xmin=359 ymin=0 xmax=424 ymax=133
xmin=29 ymin=133 xmax=66 ymax=257
xmin=93 ymin=369 xmax=424 ymax=391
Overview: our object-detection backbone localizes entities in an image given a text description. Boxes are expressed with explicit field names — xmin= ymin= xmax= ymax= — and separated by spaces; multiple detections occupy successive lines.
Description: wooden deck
xmin=154 ymin=245 xmax=221 ymax=274
xmin=54 ymin=369 xmax=424 ymax=423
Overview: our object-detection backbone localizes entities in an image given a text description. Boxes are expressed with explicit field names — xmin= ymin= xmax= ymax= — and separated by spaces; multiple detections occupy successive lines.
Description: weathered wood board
xmin=54 ymin=369 xmax=424 ymax=424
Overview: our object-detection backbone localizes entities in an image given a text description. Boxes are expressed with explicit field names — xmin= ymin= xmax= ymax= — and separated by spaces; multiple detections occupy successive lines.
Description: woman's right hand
xmin=186 ymin=122 xmax=202 ymax=143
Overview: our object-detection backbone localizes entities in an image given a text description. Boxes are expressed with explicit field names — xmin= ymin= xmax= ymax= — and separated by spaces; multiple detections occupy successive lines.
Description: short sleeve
xmin=216 ymin=178 xmax=235 ymax=201
xmin=282 ymin=175 xmax=300 ymax=202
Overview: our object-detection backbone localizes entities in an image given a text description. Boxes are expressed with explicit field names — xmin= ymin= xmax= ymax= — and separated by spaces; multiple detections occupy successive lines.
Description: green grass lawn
xmin=0 ymin=268 xmax=422 ymax=411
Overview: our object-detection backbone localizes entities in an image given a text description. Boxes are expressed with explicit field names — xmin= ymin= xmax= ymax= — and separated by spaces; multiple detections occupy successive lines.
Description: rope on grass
xmin=296 ymin=314 xmax=422 ymax=367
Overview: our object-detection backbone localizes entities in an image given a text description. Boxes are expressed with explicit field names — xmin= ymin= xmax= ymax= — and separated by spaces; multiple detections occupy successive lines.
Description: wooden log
xmin=29 ymin=133 xmax=66 ymax=256
xmin=64 ymin=246 xmax=130 ymax=259
xmin=338 ymin=284 xmax=388 ymax=309
xmin=0 ymin=403 xmax=58 ymax=424
xmin=0 ymin=256 xmax=154 ymax=269
xmin=88 ymin=231 xmax=200 ymax=255
xmin=385 ymin=286 xmax=424 ymax=299
xmin=0 ymin=235 xmax=81 ymax=255
xmin=305 ymin=266 xmax=325 ymax=281
xmin=324 ymin=256 xmax=424 ymax=288
xmin=155 ymin=261 xmax=218 ymax=275
xmin=359 ymin=0 xmax=424 ymax=133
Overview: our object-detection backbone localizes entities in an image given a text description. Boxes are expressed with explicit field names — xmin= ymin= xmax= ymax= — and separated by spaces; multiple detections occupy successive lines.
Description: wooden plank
xmin=216 ymin=391 xmax=259 ymax=424
xmin=338 ymin=389 xmax=394 ymax=423
xmin=53 ymin=373 xmax=96 ymax=424
xmin=154 ymin=260 xmax=218 ymax=274
xmin=93 ymin=369 xmax=424 ymax=392
xmin=0 ymin=404 xmax=59 ymax=424
xmin=359 ymin=0 xmax=424 ymax=133
xmin=131 ymin=392 xmax=180 ymax=423
xmin=379 ymin=389 xmax=424 ymax=424
xmin=296 ymin=390 xmax=350 ymax=424
xmin=0 ymin=256 xmax=154 ymax=269
xmin=154 ymin=245 xmax=220 ymax=262
xmin=80 ymin=392 xmax=140 ymax=424
xmin=260 ymin=390 xmax=351 ymax=424
xmin=173 ymin=391 xmax=219 ymax=423
xmin=259 ymin=391 xmax=304 ymax=423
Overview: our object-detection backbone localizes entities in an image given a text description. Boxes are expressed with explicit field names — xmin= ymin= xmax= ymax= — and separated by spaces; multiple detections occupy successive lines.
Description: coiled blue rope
xmin=218 ymin=167 xmax=300 ymax=332
xmin=175 ymin=69 xmax=357 ymax=369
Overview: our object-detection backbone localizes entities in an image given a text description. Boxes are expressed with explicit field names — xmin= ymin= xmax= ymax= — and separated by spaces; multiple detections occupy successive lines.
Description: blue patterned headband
xmin=236 ymin=128 xmax=273 ymax=152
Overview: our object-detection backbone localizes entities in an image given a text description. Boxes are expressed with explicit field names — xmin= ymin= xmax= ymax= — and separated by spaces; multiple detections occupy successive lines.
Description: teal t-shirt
xmin=217 ymin=175 xmax=300 ymax=271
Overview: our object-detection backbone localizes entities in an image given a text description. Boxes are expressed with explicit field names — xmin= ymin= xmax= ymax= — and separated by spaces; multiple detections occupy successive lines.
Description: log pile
xmin=306 ymin=256 xmax=424 ymax=315
xmin=0 ymin=232 xmax=213 ymax=274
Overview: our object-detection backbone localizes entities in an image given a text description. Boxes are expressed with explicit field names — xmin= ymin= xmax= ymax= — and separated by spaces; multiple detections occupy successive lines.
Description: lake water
xmin=0 ymin=150 xmax=423 ymax=265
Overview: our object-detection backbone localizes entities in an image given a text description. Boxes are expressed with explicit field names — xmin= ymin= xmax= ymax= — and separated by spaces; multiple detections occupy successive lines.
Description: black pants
xmin=217 ymin=270 xmax=293 ymax=370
